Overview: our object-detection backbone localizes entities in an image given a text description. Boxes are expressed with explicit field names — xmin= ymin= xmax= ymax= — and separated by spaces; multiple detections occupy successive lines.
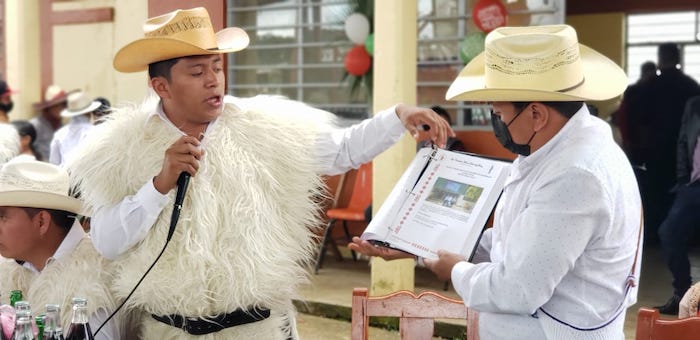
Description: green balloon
xmin=364 ymin=33 xmax=374 ymax=56
xmin=459 ymin=32 xmax=486 ymax=64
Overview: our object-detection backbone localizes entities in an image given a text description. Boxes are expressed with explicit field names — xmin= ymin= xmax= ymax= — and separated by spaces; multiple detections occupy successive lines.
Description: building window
xmin=626 ymin=11 xmax=700 ymax=84
xmin=226 ymin=0 xmax=564 ymax=127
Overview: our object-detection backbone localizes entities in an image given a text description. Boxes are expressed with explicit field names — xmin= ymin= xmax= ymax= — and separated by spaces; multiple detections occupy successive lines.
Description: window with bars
xmin=226 ymin=0 xmax=564 ymax=127
xmin=626 ymin=11 xmax=700 ymax=84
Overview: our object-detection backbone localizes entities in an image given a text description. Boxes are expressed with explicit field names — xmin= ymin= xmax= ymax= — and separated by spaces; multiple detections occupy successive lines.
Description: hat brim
xmin=0 ymin=191 xmax=83 ymax=215
xmin=446 ymin=44 xmax=628 ymax=102
xmin=61 ymin=101 xmax=102 ymax=118
xmin=32 ymin=89 xmax=80 ymax=111
xmin=113 ymin=27 xmax=250 ymax=73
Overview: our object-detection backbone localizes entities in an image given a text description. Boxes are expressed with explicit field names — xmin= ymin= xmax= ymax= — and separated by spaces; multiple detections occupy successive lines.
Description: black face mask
xmin=0 ymin=101 xmax=13 ymax=113
xmin=490 ymin=105 xmax=537 ymax=156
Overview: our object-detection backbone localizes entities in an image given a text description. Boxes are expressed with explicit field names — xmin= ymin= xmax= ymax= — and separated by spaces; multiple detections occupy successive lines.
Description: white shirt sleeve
xmin=451 ymin=169 xmax=608 ymax=315
xmin=315 ymin=106 xmax=406 ymax=175
xmin=90 ymin=106 xmax=405 ymax=258
xmin=49 ymin=136 xmax=61 ymax=165
xmin=89 ymin=179 xmax=169 ymax=259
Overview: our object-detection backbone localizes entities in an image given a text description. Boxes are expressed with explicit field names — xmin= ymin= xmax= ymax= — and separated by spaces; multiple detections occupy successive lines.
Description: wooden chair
xmin=635 ymin=307 xmax=700 ymax=340
xmin=315 ymin=162 xmax=372 ymax=274
xmin=351 ymin=287 xmax=479 ymax=340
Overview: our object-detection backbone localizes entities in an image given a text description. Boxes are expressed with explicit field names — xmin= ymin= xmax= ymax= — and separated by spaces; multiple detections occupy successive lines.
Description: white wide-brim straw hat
xmin=446 ymin=25 xmax=628 ymax=102
xmin=113 ymin=7 xmax=250 ymax=73
xmin=0 ymin=159 xmax=82 ymax=214
xmin=61 ymin=91 xmax=101 ymax=118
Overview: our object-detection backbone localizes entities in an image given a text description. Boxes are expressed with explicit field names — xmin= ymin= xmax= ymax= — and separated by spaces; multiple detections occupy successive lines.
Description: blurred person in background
xmin=31 ymin=85 xmax=72 ymax=162
xmin=0 ymin=123 xmax=20 ymax=165
xmin=10 ymin=120 xmax=41 ymax=161
xmin=49 ymin=91 xmax=101 ymax=167
xmin=0 ymin=80 xmax=17 ymax=123
xmin=640 ymin=43 xmax=700 ymax=245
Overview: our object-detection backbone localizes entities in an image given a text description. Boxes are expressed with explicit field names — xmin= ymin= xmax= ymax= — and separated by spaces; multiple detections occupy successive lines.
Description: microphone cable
xmin=94 ymin=172 xmax=190 ymax=336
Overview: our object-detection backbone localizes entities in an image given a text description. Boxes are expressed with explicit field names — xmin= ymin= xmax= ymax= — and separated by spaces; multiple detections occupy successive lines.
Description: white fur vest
xmin=69 ymin=95 xmax=329 ymax=339
xmin=0 ymin=237 xmax=116 ymax=332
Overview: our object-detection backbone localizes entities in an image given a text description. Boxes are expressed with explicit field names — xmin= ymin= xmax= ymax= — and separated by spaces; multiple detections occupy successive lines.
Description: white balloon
xmin=344 ymin=13 xmax=370 ymax=45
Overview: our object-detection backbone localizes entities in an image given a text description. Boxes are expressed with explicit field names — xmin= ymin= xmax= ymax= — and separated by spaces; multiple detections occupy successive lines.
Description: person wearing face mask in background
xmin=0 ymin=80 xmax=16 ymax=123
xmin=350 ymin=25 xmax=642 ymax=339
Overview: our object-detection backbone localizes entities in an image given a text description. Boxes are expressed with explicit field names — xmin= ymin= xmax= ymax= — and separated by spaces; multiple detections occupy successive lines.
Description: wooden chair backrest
xmin=635 ymin=307 xmax=700 ymax=340
xmin=351 ymin=287 xmax=479 ymax=340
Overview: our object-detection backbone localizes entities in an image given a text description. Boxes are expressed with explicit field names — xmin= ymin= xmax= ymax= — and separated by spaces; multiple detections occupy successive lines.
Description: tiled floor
xmin=297 ymin=244 xmax=700 ymax=339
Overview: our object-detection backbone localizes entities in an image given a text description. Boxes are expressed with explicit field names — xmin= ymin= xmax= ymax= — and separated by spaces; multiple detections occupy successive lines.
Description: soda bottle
xmin=64 ymin=298 xmax=92 ymax=340
xmin=9 ymin=292 xmax=22 ymax=308
xmin=33 ymin=316 xmax=43 ymax=340
xmin=42 ymin=304 xmax=63 ymax=340
xmin=12 ymin=312 xmax=34 ymax=340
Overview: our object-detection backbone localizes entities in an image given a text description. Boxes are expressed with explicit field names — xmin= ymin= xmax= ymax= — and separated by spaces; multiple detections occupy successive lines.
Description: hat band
xmin=557 ymin=77 xmax=585 ymax=93
xmin=0 ymin=173 xmax=67 ymax=195
xmin=146 ymin=16 xmax=212 ymax=38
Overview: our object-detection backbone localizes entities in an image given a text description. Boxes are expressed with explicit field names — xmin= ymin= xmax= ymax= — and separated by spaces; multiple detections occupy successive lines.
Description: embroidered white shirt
xmin=451 ymin=106 xmax=642 ymax=340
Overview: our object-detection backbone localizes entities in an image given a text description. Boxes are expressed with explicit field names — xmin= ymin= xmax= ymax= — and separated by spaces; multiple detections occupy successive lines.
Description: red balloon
xmin=344 ymin=45 xmax=372 ymax=76
xmin=472 ymin=0 xmax=506 ymax=33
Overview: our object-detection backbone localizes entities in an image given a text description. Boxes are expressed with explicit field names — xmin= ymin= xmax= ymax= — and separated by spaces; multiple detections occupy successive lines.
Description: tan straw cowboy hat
xmin=113 ymin=7 xmax=250 ymax=73
xmin=60 ymin=91 xmax=101 ymax=118
xmin=446 ymin=25 xmax=627 ymax=102
xmin=0 ymin=160 xmax=82 ymax=214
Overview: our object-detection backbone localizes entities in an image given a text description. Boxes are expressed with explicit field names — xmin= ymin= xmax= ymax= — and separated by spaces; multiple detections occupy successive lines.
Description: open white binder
xmin=361 ymin=147 xmax=511 ymax=260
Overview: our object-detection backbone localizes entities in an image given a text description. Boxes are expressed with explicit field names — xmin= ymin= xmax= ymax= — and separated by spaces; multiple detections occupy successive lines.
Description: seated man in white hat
xmin=351 ymin=25 xmax=642 ymax=339
xmin=49 ymin=91 xmax=102 ymax=167
xmin=0 ymin=160 xmax=121 ymax=339
xmin=68 ymin=6 xmax=452 ymax=340
xmin=0 ymin=123 xmax=20 ymax=165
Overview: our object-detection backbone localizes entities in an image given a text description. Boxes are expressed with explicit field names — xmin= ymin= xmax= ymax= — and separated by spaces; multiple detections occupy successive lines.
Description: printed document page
xmin=362 ymin=148 xmax=510 ymax=259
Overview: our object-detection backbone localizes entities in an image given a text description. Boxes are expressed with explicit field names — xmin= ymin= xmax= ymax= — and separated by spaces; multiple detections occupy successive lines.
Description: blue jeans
xmin=658 ymin=182 xmax=700 ymax=297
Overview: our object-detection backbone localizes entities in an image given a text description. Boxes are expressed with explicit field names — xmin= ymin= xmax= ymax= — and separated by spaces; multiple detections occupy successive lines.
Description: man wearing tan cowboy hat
xmin=68 ymin=6 xmax=453 ymax=340
xmin=31 ymin=85 xmax=74 ymax=163
xmin=0 ymin=160 xmax=121 ymax=339
xmin=49 ymin=91 xmax=102 ymax=166
xmin=351 ymin=25 xmax=642 ymax=339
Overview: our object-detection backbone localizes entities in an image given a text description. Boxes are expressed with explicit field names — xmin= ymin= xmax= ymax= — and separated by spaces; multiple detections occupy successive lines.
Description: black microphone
xmin=168 ymin=172 xmax=190 ymax=241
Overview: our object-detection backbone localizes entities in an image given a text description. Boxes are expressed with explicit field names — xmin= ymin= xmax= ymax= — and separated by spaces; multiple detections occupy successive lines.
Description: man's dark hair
xmin=513 ymin=101 xmax=584 ymax=119
xmin=641 ymin=61 xmax=657 ymax=74
xmin=658 ymin=43 xmax=680 ymax=67
xmin=21 ymin=207 xmax=76 ymax=232
xmin=148 ymin=57 xmax=181 ymax=80
xmin=430 ymin=105 xmax=452 ymax=125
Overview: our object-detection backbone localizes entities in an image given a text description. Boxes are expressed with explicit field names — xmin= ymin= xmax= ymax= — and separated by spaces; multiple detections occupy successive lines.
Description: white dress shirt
xmin=22 ymin=221 xmax=120 ymax=340
xmin=451 ymin=106 xmax=642 ymax=339
xmin=49 ymin=115 xmax=92 ymax=167
xmin=90 ymin=98 xmax=406 ymax=259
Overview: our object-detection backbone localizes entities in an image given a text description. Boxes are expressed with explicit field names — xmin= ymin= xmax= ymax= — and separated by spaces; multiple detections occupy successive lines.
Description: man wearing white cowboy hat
xmin=351 ymin=25 xmax=642 ymax=339
xmin=49 ymin=91 xmax=102 ymax=167
xmin=68 ymin=6 xmax=453 ymax=340
xmin=0 ymin=160 xmax=121 ymax=339
xmin=31 ymin=85 xmax=74 ymax=164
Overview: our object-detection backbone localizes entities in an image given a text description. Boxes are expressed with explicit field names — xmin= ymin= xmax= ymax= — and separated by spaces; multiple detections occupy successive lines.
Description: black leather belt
xmin=151 ymin=308 xmax=271 ymax=335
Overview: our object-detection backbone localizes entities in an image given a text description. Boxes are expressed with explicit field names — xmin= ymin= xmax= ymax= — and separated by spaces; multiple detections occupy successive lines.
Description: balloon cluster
xmin=459 ymin=0 xmax=507 ymax=64
xmin=344 ymin=13 xmax=373 ymax=76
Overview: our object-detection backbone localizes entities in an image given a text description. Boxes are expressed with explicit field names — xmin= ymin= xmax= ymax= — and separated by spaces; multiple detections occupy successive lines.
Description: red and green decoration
xmin=459 ymin=0 xmax=507 ymax=64
xmin=342 ymin=0 xmax=373 ymax=98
